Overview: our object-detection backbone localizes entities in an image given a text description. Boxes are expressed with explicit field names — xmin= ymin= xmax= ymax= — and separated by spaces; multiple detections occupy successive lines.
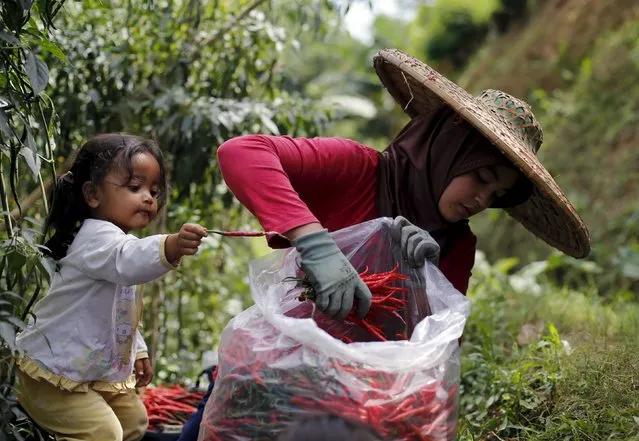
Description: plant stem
xmin=38 ymin=170 xmax=48 ymax=214
xmin=37 ymin=100 xmax=57 ymax=215
xmin=0 ymin=157 xmax=14 ymax=237
xmin=21 ymin=267 xmax=41 ymax=321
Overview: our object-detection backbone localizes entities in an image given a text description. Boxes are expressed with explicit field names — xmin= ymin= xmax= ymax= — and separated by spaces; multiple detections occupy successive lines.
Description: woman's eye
xmin=476 ymin=172 xmax=487 ymax=184
xmin=128 ymin=185 xmax=140 ymax=192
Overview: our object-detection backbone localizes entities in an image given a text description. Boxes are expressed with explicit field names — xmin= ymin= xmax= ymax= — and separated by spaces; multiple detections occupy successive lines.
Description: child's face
xmin=438 ymin=165 xmax=520 ymax=223
xmin=87 ymin=152 xmax=162 ymax=232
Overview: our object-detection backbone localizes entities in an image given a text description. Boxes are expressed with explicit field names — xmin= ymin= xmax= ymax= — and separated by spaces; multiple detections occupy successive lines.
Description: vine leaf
xmin=24 ymin=51 xmax=50 ymax=94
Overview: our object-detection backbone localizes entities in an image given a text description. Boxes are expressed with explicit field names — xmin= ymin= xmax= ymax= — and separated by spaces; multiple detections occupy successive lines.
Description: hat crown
xmin=478 ymin=89 xmax=543 ymax=154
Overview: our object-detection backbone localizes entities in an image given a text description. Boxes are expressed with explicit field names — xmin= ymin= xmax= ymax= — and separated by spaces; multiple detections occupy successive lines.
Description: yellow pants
xmin=16 ymin=371 xmax=148 ymax=441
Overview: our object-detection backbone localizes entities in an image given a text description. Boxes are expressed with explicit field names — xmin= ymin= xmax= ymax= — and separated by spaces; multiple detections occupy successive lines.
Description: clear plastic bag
xmin=199 ymin=218 xmax=470 ymax=441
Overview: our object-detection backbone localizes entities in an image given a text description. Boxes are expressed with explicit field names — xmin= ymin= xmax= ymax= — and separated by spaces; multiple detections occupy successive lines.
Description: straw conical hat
xmin=373 ymin=48 xmax=590 ymax=258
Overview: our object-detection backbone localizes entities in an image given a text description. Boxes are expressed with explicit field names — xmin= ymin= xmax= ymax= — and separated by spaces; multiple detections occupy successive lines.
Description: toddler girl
xmin=15 ymin=133 xmax=208 ymax=441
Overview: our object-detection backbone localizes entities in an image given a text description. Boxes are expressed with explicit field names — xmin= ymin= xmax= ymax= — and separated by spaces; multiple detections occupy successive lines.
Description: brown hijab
xmin=376 ymin=104 xmax=531 ymax=251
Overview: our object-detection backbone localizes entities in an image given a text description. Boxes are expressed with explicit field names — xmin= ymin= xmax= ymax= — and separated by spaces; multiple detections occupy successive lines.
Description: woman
xmin=216 ymin=49 xmax=590 ymax=319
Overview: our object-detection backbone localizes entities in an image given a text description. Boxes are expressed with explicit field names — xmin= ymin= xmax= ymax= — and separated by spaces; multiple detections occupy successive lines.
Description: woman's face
xmin=438 ymin=165 xmax=520 ymax=222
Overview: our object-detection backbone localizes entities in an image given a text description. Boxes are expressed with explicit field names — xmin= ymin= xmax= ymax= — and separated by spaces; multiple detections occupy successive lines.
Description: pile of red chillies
xmin=199 ymin=265 xmax=460 ymax=441
xmin=142 ymin=385 xmax=205 ymax=431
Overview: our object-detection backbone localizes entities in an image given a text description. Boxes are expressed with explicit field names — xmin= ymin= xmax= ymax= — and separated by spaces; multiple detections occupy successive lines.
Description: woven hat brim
xmin=373 ymin=48 xmax=590 ymax=258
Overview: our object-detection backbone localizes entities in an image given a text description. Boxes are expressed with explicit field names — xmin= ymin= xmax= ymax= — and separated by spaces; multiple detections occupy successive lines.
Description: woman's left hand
xmin=392 ymin=216 xmax=440 ymax=267
xmin=135 ymin=358 xmax=154 ymax=387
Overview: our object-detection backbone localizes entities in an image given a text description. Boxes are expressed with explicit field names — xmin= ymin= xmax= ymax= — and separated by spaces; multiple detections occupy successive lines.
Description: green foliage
xmin=409 ymin=0 xmax=498 ymax=72
xmin=49 ymin=0 xmax=336 ymax=190
xmin=281 ymin=25 xmax=398 ymax=149
xmin=536 ymin=340 xmax=639 ymax=440
xmin=1 ymin=1 xmax=64 ymax=439
xmin=491 ymin=0 xmax=529 ymax=34
xmin=425 ymin=9 xmax=490 ymax=70
xmin=459 ymin=254 xmax=563 ymax=438
xmin=458 ymin=252 xmax=639 ymax=440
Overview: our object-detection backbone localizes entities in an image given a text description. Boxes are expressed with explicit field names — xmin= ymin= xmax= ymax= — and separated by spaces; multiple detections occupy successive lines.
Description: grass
xmin=458 ymin=0 xmax=639 ymax=99
xmin=458 ymin=252 xmax=639 ymax=440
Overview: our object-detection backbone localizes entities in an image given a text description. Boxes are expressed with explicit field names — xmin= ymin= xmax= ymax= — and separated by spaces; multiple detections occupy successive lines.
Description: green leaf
xmin=3 ymin=315 xmax=26 ymax=330
xmin=25 ymin=125 xmax=37 ymax=149
xmin=617 ymin=247 xmax=639 ymax=279
xmin=546 ymin=322 xmax=561 ymax=346
xmin=495 ymin=257 xmax=520 ymax=274
xmin=35 ymin=255 xmax=54 ymax=283
xmin=0 ymin=109 xmax=10 ymax=136
xmin=11 ymin=427 xmax=26 ymax=441
xmin=24 ymin=51 xmax=49 ymax=94
xmin=519 ymin=398 xmax=539 ymax=410
xmin=22 ymin=0 xmax=35 ymax=12
xmin=260 ymin=114 xmax=280 ymax=135
xmin=0 ymin=322 xmax=16 ymax=351
xmin=20 ymin=147 xmax=41 ymax=179
xmin=6 ymin=248 xmax=28 ymax=272
xmin=1 ymin=291 xmax=24 ymax=302
xmin=0 ymin=32 xmax=22 ymax=47
xmin=40 ymin=39 xmax=68 ymax=63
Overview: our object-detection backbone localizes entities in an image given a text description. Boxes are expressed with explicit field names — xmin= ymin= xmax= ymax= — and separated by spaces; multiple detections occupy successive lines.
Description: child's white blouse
xmin=15 ymin=219 xmax=175 ymax=392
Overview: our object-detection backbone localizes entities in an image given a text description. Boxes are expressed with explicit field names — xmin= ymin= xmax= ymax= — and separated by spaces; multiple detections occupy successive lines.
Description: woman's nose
xmin=475 ymin=191 xmax=492 ymax=210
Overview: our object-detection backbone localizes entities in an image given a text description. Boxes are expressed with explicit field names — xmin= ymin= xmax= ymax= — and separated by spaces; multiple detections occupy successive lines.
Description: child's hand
xmin=165 ymin=223 xmax=208 ymax=264
xmin=135 ymin=358 xmax=153 ymax=387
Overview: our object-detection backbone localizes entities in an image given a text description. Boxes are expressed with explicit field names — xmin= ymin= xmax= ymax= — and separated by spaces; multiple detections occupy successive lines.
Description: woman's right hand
xmin=165 ymin=223 xmax=208 ymax=264
xmin=392 ymin=216 xmax=440 ymax=267
xmin=292 ymin=229 xmax=372 ymax=320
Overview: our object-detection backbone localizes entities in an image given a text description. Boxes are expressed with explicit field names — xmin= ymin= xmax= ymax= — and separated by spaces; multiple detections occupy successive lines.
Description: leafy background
xmin=1 ymin=0 xmax=637 ymax=439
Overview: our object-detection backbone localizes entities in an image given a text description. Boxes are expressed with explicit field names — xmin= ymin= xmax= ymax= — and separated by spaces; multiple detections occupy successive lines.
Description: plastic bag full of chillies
xmin=199 ymin=218 xmax=471 ymax=441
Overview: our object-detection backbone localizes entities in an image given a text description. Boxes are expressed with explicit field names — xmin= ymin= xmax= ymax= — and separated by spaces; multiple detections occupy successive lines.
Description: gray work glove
xmin=292 ymin=229 xmax=372 ymax=320
xmin=391 ymin=216 xmax=440 ymax=267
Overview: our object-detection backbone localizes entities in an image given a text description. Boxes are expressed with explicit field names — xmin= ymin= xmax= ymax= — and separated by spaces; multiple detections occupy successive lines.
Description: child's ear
xmin=82 ymin=181 xmax=101 ymax=209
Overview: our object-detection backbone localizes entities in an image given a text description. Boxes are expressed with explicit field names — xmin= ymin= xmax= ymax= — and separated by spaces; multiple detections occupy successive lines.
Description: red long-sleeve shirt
xmin=217 ymin=135 xmax=477 ymax=294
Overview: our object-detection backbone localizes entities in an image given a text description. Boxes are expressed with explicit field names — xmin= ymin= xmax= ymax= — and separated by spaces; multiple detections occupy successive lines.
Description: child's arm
xmin=78 ymin=221 xmax=207 ymax=286
xmin=134 ymin=329 xmax=148 ymax=360
xmin=134 ymin=330 xmax=153 ymax=387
